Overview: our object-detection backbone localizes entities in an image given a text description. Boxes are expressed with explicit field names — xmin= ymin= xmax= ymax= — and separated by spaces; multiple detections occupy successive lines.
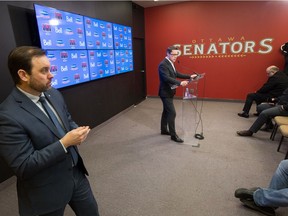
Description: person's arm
xmin=0 ymin=113 xmax=67 ymax=180
xmin=256 ymin=76 xmax=277 ymax=94
xmin=175 ymin=70 xmax=192 ymax=79
xmin=159 ymin=63 xmax=181 ymax=86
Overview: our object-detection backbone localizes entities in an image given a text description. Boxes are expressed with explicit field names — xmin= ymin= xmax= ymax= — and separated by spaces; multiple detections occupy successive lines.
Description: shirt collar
xmin=16 ymin=86 xmax=43 ymax=104
xmin=165 ymin=56 xmax=174 ymax=65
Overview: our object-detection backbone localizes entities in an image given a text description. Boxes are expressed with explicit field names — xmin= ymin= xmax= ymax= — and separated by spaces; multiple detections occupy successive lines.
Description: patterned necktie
xmin=39 ymin=96 xmax=78 ymax=166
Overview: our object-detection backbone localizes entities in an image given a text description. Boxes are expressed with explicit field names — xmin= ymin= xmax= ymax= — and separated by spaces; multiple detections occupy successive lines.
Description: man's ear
xmin=18 ymin=69 xmax=29 ymax=82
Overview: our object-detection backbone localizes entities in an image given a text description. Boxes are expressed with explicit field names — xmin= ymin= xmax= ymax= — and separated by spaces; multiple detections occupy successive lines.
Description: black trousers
xmin=160 ymin=97 xmax=176 ymax=136
xmin=242 ymin=92 xmax=269 ymax=114
xmin=39 ymin=165 xmax=99 ymax=216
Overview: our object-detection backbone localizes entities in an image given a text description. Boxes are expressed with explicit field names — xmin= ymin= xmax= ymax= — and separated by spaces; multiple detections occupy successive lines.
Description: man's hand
xmin=60 ymin=126 xmax=91 ymax=148
xmin=180 ymin=80 xmax=189 ymax=86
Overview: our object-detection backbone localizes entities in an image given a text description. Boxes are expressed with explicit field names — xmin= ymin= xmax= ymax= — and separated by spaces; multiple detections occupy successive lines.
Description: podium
xmin=179 ymin=74 xmax=205 ymax=146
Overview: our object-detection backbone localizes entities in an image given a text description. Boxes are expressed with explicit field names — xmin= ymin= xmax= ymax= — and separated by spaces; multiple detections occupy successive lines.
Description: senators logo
xmin=86 ymin=19 xmax=91 ymax=25
xmin=42 ymin=23 xmax=51 ymax=32
xmin=60 ymin=52 xmax=68 ymax=59
xmin=54 ymin=12 xmax=62 ymax=20
xmin=77 ymin=28 xmax=83 ymax=35
xmin=81 ymin=62 xmax=87 ymax=68
xmin=50 ymin=65 xmax=58 ymax=72
xmin=175 ymin=36 xmax=273 ymax=59
xmin=69 ymin=39 xmax=76 ymax=46
xmin=74 ymin=73 xmax=80 ymax=80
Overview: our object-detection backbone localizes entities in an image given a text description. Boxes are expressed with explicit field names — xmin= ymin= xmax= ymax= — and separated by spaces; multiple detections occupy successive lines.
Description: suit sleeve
xmin=176 ymin=70 xmax=191 ymax=79
xmin=159 ymin=63 xmax=181 ymax=86
xmin=0 ymin=112 xmax=67 ymax=180
xmin=256 ymin=77 xmax=277 ymax=94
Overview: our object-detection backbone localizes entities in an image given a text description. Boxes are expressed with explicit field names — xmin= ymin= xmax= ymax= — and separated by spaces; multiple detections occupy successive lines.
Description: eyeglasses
xmin=170 ymin=53 xmax=178 ymax=56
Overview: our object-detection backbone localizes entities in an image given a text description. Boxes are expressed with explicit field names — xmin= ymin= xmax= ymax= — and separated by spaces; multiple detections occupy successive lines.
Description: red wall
xmin=145 ymin=1 xmax=288 ymax=100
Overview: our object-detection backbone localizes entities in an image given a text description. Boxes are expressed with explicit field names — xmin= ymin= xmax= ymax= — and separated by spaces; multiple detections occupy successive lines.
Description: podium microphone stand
xmin=180 ymin=74 xmax=205 ymax=146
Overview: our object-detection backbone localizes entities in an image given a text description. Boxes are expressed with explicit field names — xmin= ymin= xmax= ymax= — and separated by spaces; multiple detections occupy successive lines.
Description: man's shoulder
xmin=0 ymin=92 xmax=20 ymax=115
xmin=275 ymin=71 xmax=288 ymax=82
xmin=268 ymin=71 xmax=288 ymax=80
xmin=0 ymin=88 xmax=19 ymax=108
xmin=275 ymin=71 xmax=287 ymax=77
xmin=159 ymin=58 xmax=169 ymax=65
xmin=159 ymin=58 xmax=171 ymax=70
xmin=45 ymin=88 xmax=62 ymax=98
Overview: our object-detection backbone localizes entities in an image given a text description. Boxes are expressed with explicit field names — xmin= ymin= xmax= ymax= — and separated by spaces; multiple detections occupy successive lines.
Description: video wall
xmin=34 ymin=4 xmax=133 ymax=89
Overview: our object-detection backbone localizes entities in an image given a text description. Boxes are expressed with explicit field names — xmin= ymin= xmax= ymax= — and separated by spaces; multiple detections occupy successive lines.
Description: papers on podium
xmin=190 ymin=73 xmax=205 ymax=82
xmin=170 ymin=73 xmax=205 ymax=90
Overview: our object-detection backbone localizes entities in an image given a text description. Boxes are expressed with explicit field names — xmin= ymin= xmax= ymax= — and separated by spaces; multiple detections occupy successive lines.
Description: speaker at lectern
xmin=180 ymin=73 xmax=205 ymax=146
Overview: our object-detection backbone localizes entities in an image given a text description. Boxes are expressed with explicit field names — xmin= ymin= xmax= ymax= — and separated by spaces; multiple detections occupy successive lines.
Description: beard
xmin=28 ymin=77 xmax=51 ymax=93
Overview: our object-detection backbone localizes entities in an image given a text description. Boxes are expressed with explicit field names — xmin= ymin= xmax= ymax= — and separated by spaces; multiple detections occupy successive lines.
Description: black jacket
xmin=257 ymin=71 xmax=288 ymax=98
xmin=158 ymin=58 xmax=191 ymax=98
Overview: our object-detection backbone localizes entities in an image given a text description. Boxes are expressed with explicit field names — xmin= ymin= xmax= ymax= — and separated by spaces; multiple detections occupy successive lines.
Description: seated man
xmin=237 ymin=88 xmax=288 ymax=136
xmin=238 ymin=65 xmax=288 ymax=118
xmin=234 ymin=159 xmax=288 ymax=216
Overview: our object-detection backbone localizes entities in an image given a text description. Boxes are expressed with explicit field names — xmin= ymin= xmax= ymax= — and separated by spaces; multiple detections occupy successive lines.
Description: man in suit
xmin=0 ymin=46 xmax=100 ymax=216
xmin=158 ymin=46 xmax=197 ymax=143
xmin=238 ymin=65 xmax=288 ymax=118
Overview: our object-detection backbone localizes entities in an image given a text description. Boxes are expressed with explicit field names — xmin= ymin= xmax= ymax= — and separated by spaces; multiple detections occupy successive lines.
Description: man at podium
xmin=158 ymin=45 xmax=197 ymax=143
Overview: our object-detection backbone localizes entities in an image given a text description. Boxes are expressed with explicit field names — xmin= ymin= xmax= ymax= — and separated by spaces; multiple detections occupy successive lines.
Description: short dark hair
xmin=8 ymin=46 xmax=46 ymax=84
xmin=167 ymin=46 xmax=179 ymax=54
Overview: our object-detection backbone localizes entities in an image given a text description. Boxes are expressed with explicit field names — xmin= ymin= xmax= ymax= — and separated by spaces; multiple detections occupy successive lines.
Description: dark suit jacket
xmin=256 ymin=71 xmax=288 ymax=98
xmin=158 ymin=58 xmax=191 ymax=98
xmin=0 ymin=87 xmax=88 ymax=216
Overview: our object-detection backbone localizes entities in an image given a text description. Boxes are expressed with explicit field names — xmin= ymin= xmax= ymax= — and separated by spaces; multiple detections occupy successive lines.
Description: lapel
xmin=44 ymin=91 xmax=69 ymax=133
xmin=164 ymin=58 xmax=176 ymax=78
xmin=12 ymin=88 xmax=63 ymax=138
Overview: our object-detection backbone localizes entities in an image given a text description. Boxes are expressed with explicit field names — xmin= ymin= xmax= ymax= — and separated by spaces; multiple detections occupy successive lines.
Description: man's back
xmin=257 ymin=71 xmax=288 ymax=98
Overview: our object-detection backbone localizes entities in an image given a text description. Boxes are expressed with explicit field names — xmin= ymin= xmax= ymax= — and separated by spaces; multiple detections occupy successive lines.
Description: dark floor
xmin=0 ymin=98 xmax=287 ymax=216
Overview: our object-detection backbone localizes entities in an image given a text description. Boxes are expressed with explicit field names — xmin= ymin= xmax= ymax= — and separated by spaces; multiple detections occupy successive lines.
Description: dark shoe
xmin=240 ymin=199 xmax=275 ymax=216
xmin=171 ymin=135 xmax=184 ymax=143
xmin=237 ymin=130 xmax=253 ymax=136
xmin=253 ymin=113 xmax=260 ymax=116
xmin=161 ymin=131 xmax=170 ymax=135
xmin=235 ymin=187 xmax=260 ymax=200
xmin=238 ymin=112 xmax=249 ymax=118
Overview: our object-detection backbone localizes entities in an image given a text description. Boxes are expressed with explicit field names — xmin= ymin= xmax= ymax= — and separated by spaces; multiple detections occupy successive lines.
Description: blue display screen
xmin=115 ymin=50 xmax=134 ymax=74
xmin=34 ymin=4 xmax=86 ymax=50
xmin=113 ymin=24 xmax=132 ymax=50
xmin=47 ymin=50 xmax=90 ymax=89
xmin=88 ymin=50 xmax=115 ymax=80
xmin=34 ymin=4 xmax=134 ymax=89
xmin=84 ymin=17 xmax=114 ymax=50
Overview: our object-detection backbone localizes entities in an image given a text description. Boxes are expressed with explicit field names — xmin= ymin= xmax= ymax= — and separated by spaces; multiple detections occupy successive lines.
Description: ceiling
xmin=132 ymin=0 xmax=287 ymax=8
xmin=132 ymin=1 xmax=188 ymax=8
